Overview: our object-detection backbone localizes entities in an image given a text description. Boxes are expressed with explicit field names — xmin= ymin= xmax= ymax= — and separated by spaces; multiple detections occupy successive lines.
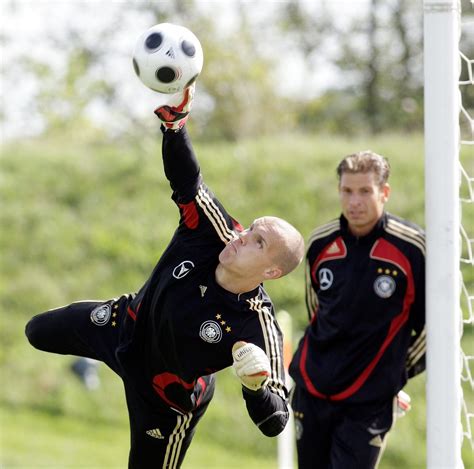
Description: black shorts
xmin=25 ymin=298 xmax=215 ymax=469
xmin=291 ymin=385 xmax=393 ymax=469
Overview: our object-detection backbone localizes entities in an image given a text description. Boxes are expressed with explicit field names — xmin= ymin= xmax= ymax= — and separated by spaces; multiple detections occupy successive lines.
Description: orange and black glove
xmin=154 ymin=84 xmax=194 ymax=131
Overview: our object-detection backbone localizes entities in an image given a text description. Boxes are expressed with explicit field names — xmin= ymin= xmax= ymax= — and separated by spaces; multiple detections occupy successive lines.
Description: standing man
xmin=25 ymin=86 xmax=305 ymax=468
xmin=289 ymin=151 xmax=425 ymax=469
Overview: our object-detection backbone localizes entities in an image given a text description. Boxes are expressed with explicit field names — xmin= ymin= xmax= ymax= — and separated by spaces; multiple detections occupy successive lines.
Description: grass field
xmin=1 ymin=131 xmax=472 ymax=468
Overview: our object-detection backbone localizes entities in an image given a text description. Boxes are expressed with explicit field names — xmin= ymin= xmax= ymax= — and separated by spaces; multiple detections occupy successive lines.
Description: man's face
xmin=339 ymin=171 xmax=390 ymax=236
xmin=218 ymin=217 xmax=282 ymax=279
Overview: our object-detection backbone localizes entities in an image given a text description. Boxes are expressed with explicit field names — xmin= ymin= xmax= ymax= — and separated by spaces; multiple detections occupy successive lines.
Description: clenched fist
xmin=232 ymin=341 xmax=270 ymax=391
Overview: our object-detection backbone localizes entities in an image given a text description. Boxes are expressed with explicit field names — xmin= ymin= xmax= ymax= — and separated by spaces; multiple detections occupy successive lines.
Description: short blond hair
xmin=337 ymin=150 xmax=390 ymax=187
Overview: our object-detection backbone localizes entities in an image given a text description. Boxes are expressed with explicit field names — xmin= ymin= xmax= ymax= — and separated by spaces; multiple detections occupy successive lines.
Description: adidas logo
xmin=165 ymin=48 xmax=176 ymax=59
xmin=146 ymin=428 xmax=164 ymax=439
xmin=369 ymin=435 xmax=383 ymax=447
xmin=326 ymin=241 xmax=342 ymax=255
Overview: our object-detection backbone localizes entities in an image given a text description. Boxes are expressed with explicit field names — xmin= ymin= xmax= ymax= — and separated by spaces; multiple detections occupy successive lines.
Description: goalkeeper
xmin=25 ymin=85 xmax=305 ymax=468
xmin=289 ymin=151 xmax=425 ymax=469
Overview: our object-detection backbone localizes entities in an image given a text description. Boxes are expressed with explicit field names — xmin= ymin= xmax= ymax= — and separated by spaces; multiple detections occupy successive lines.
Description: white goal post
xmin=424 ymin=1 xmax=466 ymax=468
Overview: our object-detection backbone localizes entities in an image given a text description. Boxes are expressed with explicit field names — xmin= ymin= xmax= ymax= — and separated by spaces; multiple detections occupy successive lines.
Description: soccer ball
xmin=132 ymin=23 xmax=203 ymax=94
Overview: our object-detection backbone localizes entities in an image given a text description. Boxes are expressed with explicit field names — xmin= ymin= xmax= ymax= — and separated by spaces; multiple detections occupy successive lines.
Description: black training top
xmin=289 ymin=213 xmax=425 ymax=404
xmin=116 ymin=126 xmax=288 ymax=436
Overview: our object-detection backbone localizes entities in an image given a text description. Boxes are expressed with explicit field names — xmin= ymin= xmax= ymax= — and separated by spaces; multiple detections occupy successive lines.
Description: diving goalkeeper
xmin=25 ymin=85 xmax=304 ymax=468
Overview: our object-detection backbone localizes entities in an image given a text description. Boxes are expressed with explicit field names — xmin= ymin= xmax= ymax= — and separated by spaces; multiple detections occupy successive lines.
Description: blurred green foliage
xmin=0 ymin=132 xmax=472 ymax=467
xmin=6 ymin=0 xmax=472 ymax=143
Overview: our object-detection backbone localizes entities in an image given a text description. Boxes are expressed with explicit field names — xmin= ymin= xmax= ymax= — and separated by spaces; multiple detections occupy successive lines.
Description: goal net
xmin=459 ymin=7 xmax=474 ymax=464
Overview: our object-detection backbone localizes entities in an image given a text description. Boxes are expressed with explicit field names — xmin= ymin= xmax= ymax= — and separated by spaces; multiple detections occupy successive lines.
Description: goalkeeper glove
xmin=154 ymin=84 xmax=195 ymax=131
xmin=232 ymin=341 xmax=270 ymax=392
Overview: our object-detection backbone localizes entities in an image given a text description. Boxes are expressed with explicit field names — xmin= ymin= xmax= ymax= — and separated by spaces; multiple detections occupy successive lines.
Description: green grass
xmin=1 ymin=405 xmax=128 ymax=468
xmin=1 ymin=132 xmax=472 ymax=468
xmin=1 ymin=391 xmax=274 ymax=469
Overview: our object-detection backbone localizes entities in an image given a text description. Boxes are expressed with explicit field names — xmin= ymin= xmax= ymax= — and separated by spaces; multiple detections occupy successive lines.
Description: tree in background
xmin=2 ymin=0 xmax=289 ymax=142
xmin=279 ymin=0 xmax=424 ymax=134
xmin=2 ymin=0 xmax=472 ymax=141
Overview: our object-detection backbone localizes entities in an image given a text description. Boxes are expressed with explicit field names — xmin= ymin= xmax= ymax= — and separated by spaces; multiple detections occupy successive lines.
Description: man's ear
xmin=381 ymin=183 xmax=391 ymax=203
xmin=263 ymin=266 xmax=283 ymax=281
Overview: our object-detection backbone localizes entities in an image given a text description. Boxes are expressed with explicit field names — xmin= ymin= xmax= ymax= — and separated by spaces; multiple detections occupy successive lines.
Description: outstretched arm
xmin=156 ymin=87 xmax=238 ymax=243
xmin=156 ymin=86 xmax=202 ymax=202
xmin=161 ymin=126 xmax=201 ymax=202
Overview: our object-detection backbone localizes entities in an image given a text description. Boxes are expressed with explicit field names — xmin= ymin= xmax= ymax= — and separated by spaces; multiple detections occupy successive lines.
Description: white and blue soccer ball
xmin=132 ymin=23 xmax=203 ymax=94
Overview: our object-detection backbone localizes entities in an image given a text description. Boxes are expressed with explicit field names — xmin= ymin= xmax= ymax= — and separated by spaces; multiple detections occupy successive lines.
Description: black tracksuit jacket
xmin=115 ymin=127 xmax=288 ymax=435
xmin=289 ymin=213 xmax=425 ymax=404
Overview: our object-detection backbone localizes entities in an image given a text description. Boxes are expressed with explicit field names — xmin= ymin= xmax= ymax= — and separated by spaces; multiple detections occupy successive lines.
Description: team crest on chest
xmin=199 ymin=320 xmax=222 ymax=343
xmin=90 ymin=304 xmax=111 ymax=326
xmin=374 ymin=275 xmax=396 ymax=298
